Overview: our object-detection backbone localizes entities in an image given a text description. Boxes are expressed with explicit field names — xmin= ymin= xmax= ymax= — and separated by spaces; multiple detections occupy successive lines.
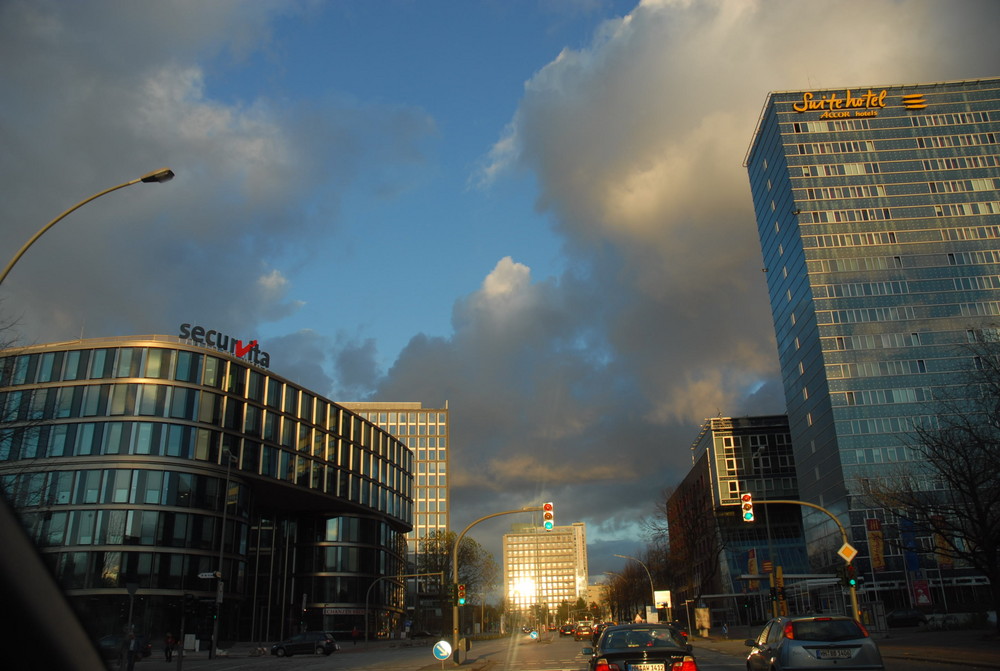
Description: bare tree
xmin=416 ymin=530 xmax=499 ymax=603
xmin=657 ymin=485 xmax=728 ymax=604
xmin=868 ymin=339 xmax=1000 ymax=630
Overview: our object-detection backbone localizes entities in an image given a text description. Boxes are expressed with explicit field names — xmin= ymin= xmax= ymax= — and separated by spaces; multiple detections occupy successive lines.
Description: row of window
xmin=820 ymin=306 xmax=916 ymax=325
xmin=793 ymin=132 xmax=996 ymax=157
xmin=2 ymin=466 xmax=241 ymax=512
xmin=25 ymin=507 xmax=246 ymax=553
xmin=45 ymin=549 xmax=245 ymax=592
xmin=826 ymin=359 xmax=927 ymax=378
xmin=834 ymin=387 xmax=933 ymax=406
xmin=836 ymin=414 xmax=935 ymax=436
xmin=0 ymin=346 xmax=405 ymax=460
xmin=0 ymin=420 xmax=410 ymax=507
xmin=0 ymin=382 xmax=412 ymax=474
xmin=790 ymin=110 xmax=992 ymax=134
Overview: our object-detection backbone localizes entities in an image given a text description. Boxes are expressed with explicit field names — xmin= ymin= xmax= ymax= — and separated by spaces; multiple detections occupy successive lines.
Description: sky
xmin=3 ymin=0 xmax=1000 ymax=586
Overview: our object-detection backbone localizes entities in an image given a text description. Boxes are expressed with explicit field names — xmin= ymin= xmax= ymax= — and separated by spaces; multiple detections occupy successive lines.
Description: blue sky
xmin=3 ymin=0 xmax=1000 ymax=582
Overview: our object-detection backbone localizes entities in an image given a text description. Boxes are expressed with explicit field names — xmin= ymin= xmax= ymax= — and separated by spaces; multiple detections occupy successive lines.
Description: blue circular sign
xmin=433 ymin=640 xmax=452 ymax=660
xmin=529 ymin=630 xmax=539 ymax=639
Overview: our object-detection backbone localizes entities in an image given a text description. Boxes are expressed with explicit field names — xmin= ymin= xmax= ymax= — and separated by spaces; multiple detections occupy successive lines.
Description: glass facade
xmin=339 ymin=402 xmax=449 ymax=633
xmin=746 ymin=78 xmax=1000 ymax=605
xmin=0 ymin=336 xmax=413 ymax=645
xmin=503 ymin=522 xmax=588 ymax=617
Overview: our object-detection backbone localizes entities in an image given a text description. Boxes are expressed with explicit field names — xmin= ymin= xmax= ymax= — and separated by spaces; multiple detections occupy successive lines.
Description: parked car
xmin=559 ymin=623 xmax=576 ymax=636
xmin=574 ymin=622 xmax=594 ymax=641
xmin=745 ymin=616 xmax=884 ymax=671
xmin=885 ymin=608 xmax=927 ymax=627
xmin=271 ymin=631 xmax=339 ymax=656
xmin=97 ymin=633 xmax=152 ymax=662
xmin=584 ymin=623 xmax=696 ymax=671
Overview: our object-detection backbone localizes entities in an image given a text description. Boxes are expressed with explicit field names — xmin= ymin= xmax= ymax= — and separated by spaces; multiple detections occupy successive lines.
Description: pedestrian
xmin=352 ymin=626 xmax=360 ymax=645
xmin=123 ymin=632 xmax=140 ymax=671
xmin=722 ymin=622 xmax=729 ymax=639
xmin=164 ymin=632 xmax=176 ymax=662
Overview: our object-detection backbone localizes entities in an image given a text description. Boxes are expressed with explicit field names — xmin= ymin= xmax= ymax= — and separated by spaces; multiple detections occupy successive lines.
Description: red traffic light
xmin=740 ymin=493 xmax=754 ymax=522
xmin=542 ymin=502 xmax=554 ymax=530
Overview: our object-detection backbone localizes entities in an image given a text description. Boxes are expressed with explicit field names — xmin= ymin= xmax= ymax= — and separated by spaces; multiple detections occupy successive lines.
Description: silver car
xmin=745 ymin=616 xmax=884 ymax=670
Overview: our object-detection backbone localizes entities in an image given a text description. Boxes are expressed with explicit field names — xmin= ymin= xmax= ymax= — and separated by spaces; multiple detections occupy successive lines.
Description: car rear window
xmin=790 ymin=619 xmax=863 ymax=641
xmin=603 ymin=629 xmax=684 ymax=650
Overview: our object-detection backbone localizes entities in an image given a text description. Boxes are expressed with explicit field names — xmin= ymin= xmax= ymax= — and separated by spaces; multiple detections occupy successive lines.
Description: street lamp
xmin=211 ymin=449 xmax=237 ymax=659
xmin=0 ymin=167 xmax=175 ymax=286
xmin=614 ymin=554 xmax=656 ymax=621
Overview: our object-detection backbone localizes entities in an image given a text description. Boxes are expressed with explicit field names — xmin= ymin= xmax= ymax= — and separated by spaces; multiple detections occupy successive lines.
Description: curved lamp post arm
xmin=0 ymin=167 xmax=174 ymax=286
xmin=614 ymin=554 xmax=656 ymax=618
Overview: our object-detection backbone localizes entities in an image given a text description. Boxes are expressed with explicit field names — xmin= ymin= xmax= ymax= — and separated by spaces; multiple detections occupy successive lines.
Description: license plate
xmin=818 ymin=648 xmax=852 ymax=659
xmin=627 ymin=665 xmax=665 ymax=671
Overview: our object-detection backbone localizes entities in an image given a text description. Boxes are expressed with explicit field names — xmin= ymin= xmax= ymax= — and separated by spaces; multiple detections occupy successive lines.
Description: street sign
xmin=198 ymin=571 xmax=220 ymax=579
xmin=838 ymin=543 xmax=858 ymax=563
xmin=432 ymin=640 xmax=452 ymax=661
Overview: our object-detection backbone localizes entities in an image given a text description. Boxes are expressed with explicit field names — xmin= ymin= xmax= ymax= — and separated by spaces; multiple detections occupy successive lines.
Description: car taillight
xmin=672 ymin=656 xmax=698 ymax=670
xmin=782 ymin=621 xmax=796 ymax=639
xmin=594 ymin=659 xmax=620 ymax=671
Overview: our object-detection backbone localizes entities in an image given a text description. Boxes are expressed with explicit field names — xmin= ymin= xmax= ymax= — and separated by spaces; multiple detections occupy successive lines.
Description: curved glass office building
xmin=0 ymin=334 xmax=413 ymax=646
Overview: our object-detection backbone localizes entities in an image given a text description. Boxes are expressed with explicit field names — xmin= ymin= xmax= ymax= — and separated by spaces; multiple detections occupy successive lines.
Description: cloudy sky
xmin=3 ymin=0 xmax=999 ymax=582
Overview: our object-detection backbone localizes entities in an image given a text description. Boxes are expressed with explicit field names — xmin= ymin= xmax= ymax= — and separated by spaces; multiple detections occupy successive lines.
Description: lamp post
xmin=211 ymin=449 xmax=236 ymax=659
xmin=0 ymin=167 xmax=175 ymax=286
xmin=613 ymin=554 xmax=656 ymax=622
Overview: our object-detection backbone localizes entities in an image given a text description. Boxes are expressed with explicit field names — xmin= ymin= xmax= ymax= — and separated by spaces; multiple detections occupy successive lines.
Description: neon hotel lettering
xmin=178 ymin=322 xmax=270 ymax=368
xmin=793 ymin=89 xmax=887 ymax=118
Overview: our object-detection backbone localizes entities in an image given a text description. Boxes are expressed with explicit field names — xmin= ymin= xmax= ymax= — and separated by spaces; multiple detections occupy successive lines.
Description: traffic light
xmin=207 ymin=601 xmax=218 ymax=619
xmin=457 ymin=584 xmax=467 ymax=606
xmin=740 ymin=493 xmax=754 ymax=522
xmin=183 ymin=593 xmax=196 ymax=616
xmin=845 ymin=564 xmax=857 ymax=588
xmin=450 ymin=583 xmax=458 ymax=605
xmin=542 ymin=502 xmax=555 ymax=531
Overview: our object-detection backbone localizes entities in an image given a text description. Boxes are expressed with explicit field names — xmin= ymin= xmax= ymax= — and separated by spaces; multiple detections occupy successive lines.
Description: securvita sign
xmin=178 ymin=322 xmax=270 ymax=368
xmin=791 ymin=88 xmax=928 ymax=119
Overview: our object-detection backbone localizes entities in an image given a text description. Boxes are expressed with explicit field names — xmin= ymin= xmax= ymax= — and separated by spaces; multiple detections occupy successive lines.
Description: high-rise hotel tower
xmin=745 ymin=78 xmax=1000 ymax=601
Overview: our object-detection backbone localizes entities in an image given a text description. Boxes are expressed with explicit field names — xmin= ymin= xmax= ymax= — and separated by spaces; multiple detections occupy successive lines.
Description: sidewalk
xmin=693 ymin=626 xmax=1000 ymax=668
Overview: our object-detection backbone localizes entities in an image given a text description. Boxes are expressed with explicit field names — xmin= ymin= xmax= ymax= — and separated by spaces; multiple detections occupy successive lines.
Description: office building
xmin=503 ymin=522 xmax=588 ymax=621
xmin=0 ymin=333 xmax=413 ymax=645
xmin=745 ymin=77 xmax=1000 ymax=606
xmin=339 ymin=401 xmax=449 ymax=631
xmin=672 ymin=415 xmax=807 ymax=621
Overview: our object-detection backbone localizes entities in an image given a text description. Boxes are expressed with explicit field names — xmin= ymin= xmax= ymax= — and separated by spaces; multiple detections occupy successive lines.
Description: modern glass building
xmin=745 ymin=77 xmax=1000 ymax=608
xmin=503 ymin=522 xmax=588 ymax=622
xmin=339 ymin=401 xmax=449 ymax=632
xmin=0 ymin=334 xmax=413 ymax=647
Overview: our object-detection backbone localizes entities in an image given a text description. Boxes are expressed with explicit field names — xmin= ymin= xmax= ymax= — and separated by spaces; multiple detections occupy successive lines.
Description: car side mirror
xmin=685 ymin=644 xmax=693 ymax=654
xmin=743 ymin=639 xmax=756 ymax=647
xmin=581 ymin=646 xmax=593 ymax=656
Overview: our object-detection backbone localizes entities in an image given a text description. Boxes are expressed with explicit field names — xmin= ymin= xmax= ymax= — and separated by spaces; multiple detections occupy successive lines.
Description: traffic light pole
xmin=451 ymin=505 xmax=546 ymax=664
xmin=752 ymin=499 xmax=859 ymax=620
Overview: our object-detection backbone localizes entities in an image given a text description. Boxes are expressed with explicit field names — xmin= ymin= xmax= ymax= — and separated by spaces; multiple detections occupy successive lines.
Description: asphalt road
xmin=138 ymin=626 xmax=1000 ymax=671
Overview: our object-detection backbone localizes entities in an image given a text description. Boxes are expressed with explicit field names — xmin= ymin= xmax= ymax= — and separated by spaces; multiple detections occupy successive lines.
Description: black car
xmin=97 ymin=633 xmax=152 ymax=661
xmin=575 ymin=622 xmax=594 ymax=641
xmin=559 ymin=623 xmax=575 ymax=636
xmin=271 ymin=631 xmax=339 ymax=656
xmin=585 ymin=623 xmax=697 ymax=671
